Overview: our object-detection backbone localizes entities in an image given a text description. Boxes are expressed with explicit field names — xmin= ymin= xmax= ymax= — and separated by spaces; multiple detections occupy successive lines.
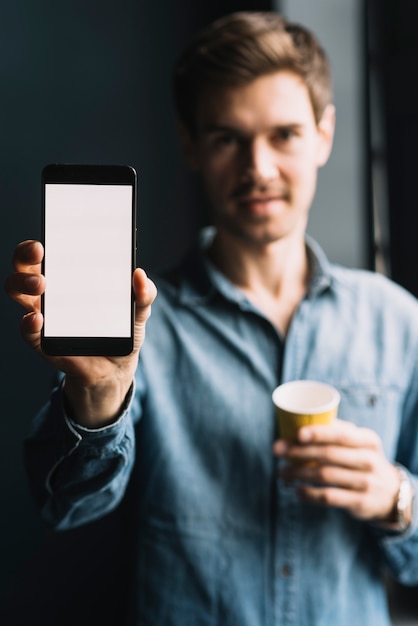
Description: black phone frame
xmin=40 ymin=163 xmax=137 ymax=356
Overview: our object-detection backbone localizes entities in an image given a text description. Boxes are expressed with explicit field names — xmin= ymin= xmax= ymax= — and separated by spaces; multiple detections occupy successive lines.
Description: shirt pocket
xmin=336 ymin=384 xmax=403 ymax=460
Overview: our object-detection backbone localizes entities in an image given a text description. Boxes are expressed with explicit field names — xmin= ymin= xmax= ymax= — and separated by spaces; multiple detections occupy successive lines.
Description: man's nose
xmin=241 ymin=139 xmax=278 ymax=182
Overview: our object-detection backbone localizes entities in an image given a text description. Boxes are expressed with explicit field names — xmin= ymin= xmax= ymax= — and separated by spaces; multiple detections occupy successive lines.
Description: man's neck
xmin=208 ymin=230 xmax=309 ymax=335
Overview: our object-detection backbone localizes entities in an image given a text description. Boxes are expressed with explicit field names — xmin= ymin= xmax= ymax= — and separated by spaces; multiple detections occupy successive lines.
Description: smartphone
xmin=41 ymin=163 xmax=137 ymax=356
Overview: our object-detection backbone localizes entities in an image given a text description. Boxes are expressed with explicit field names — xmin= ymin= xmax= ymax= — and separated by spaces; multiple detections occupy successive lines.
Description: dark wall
xmin=0 ymin=0 xmax=270 ymax=613
xmin=1 ymin=0 xmax=182 ymax=603
xmin=371 ymin=0 xmax=418 ymax=297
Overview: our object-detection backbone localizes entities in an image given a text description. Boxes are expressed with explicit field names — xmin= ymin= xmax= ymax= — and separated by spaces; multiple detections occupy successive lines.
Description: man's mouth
xmin=237 ymin=198 xmax=284 ymax=218
xmin=238 ymin=195 xmax=284 ymax=203
xmin=232 ymin=183 xmax=290 ymax=202
xmin=234 ymin=190 xmax=290 ymax=214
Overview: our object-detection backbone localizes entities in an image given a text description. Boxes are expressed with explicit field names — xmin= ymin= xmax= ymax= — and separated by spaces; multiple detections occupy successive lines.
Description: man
xmin=5 ymin=11 xmax=418 ymax=626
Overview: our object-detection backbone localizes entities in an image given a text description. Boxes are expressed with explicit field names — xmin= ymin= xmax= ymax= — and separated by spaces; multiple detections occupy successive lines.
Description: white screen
xmin=44 ymin=183 xmax=133 ymax=337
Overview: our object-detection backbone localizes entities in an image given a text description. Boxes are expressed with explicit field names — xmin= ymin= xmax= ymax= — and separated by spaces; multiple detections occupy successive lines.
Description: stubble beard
xmin=212 ymin=208 xmax=295 ymax=250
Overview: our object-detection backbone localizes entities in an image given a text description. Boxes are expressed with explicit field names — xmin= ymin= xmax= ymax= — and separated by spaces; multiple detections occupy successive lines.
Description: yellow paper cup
xmin=272 ymin=380 xmax=340 ymax=441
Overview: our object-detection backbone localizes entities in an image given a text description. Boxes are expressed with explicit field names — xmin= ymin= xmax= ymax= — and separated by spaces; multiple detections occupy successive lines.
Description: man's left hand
xmin=273 ymin=419 xmax=400 ymax=523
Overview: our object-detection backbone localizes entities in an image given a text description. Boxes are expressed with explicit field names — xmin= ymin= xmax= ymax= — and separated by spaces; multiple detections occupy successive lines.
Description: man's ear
xmin=176 ymin=120 xmax=199 ymax=170
xmin=316 ymin=104 xmax=336 ymax=168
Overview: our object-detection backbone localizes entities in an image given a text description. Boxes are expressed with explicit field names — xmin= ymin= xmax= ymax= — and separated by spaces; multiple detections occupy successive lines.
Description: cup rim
xmin=272 ymin=379 xmax=341 ymax=414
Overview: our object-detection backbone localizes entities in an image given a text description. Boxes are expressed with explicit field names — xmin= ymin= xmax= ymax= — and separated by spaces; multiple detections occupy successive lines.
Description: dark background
xmin=1 ymin=0 xmax=417 ymax=623
xmin=373 ymin=0 xmax=418 ymax=296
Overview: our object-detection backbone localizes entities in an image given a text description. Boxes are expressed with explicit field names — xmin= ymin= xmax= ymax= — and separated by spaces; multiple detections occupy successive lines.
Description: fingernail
xmin=24 ymin=276 xmax=40 ymax=290
xmin=298 ymin=427 xmax=312 ymax=442
xmin=274 ymin=441 xmax=288 ymax=455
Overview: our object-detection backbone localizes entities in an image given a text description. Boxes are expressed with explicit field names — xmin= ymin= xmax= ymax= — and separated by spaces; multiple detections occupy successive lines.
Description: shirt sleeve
xmin=376 ymin=347 xmax=418 ymax=585
xmin=23 ymin=378 xmax=138 ymax=530
xmin=377 ymin=478 xmax=418 ymax=585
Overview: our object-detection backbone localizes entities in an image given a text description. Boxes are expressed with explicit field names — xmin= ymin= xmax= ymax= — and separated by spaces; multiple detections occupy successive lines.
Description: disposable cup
xmin=272 ymin=380 xmax=340 ymax=441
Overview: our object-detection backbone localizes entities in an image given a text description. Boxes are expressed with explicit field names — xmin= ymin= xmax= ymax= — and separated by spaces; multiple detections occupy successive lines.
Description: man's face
xmin=183 ymin=71 xmax=335 ymax=248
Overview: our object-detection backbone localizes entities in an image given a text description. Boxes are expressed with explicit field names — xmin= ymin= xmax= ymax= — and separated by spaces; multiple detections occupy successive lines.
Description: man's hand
xmin=4 ymin=239 xmax=157 ymax=427
xmin=273 ymin=419 xmax=401 ymax=523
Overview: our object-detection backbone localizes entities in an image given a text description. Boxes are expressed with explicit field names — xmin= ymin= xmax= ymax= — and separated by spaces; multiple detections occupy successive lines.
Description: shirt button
xmin=280 ymin=565 xmax=292 ymax=577
xmin=368 ymin=394 xmax=378 ymax=407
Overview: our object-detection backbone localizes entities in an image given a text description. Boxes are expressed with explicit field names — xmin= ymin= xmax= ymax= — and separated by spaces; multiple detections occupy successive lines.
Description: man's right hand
xmin=4 ymin=239 xmax=157 ymax=428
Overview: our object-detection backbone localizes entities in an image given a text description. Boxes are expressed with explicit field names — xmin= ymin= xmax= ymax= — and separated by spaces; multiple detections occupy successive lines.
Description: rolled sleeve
xmin=24 ymin=379 xmax=137 ymax=530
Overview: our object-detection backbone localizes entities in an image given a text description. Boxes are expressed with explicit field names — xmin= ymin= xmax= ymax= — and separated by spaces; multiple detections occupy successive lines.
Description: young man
xmin=5 ymin=11 xmax=418 ymax=626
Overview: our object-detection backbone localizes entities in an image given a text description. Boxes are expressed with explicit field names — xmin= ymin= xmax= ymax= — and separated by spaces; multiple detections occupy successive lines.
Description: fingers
xmin=4 ymin=241 xmax=45 ymax=311
xmin=273 ymin=419 xmax=381 ymax=467
xmin=133 ymin=268 xmax=157 ymax=311
xmin=132 ymin=268 xmax=157 ymax=352
xmin=20 ymin=311 xmax=43 ymax=352
xmin=281 ymin=461 xmax=373 ymax=491
xmin=296 ymin=484 xmax=370 ymax=518
xmin=275 ymin=439 xmax=377 ymax=471
xmin=12 ymin=240 xmax=44 ymax=272
xmin=296 ymin=419 xmax=381 ymax=449
xmin=273 ymin=419 xmax=400 ymax=521
xmin=5 ymin=272 xmax=45 ymax=301
xmin=293 ymin=462 xmax=399 ymax=521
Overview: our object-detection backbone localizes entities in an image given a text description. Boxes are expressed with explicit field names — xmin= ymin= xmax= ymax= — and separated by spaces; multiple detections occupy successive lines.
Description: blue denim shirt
xmin=25 ymin=232 xmax=418 ymax=626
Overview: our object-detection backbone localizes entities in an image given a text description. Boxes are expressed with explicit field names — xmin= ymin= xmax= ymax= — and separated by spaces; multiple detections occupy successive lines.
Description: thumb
xmin=132 ymin=268 xmax=157 ymax=349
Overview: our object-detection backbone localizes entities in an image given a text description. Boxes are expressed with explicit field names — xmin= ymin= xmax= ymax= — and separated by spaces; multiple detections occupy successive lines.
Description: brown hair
xmin=173 ymin=11 xmax=333 ymax=133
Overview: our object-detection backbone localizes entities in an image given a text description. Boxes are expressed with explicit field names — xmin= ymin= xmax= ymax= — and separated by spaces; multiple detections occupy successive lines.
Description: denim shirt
xmin=25 ymin=232 xmax=418 ymax=626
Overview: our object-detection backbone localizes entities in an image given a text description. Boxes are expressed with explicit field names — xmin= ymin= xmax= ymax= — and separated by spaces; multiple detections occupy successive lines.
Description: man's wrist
xmin=63 ymin=377 xmax=135 ymax=428
xmin=376 ymin=465 xmax=415 ymax=533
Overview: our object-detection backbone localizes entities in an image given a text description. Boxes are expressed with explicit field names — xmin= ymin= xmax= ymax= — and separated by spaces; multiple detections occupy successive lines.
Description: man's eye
xmin=214 ymin=134 xmax=236 ymax=146
xmin=273 ymin=128 xmax=296 ymax=142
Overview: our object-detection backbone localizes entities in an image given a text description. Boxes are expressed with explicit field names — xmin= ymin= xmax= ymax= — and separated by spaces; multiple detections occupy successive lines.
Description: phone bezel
xmin=41 ymin=163 xmax=137 ymax=356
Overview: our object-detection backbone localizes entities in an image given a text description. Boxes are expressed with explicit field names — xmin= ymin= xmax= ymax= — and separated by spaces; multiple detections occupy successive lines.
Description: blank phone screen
xmin=43 ymin=183 xmax=133 ymax=338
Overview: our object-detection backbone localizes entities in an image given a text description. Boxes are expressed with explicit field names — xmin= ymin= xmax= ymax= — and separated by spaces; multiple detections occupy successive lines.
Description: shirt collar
xmin=176 ymin=227 xmax=333 ymax=306
xmin=304 ymin=234 xmax=333 ymax=298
